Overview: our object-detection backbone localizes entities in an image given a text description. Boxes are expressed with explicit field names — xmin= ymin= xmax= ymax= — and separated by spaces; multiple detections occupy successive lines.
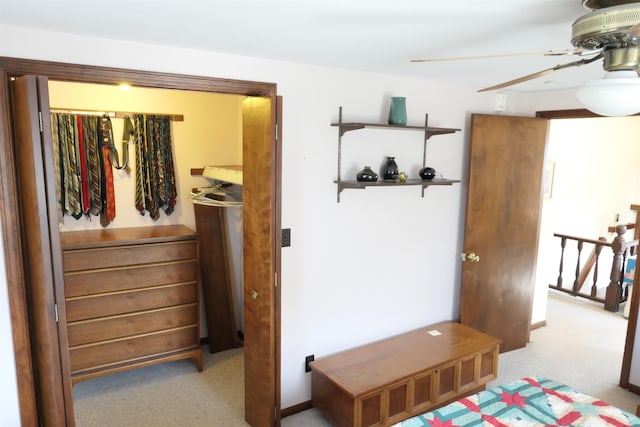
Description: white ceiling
xmin=0 ymin=0 xmax=630 ymax=93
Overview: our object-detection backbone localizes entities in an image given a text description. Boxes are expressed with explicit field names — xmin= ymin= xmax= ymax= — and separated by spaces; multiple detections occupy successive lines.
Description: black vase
xmin=419 ymin=166 xmax=436 ymax=181
xmin=383 ymin=157 xmax=399 ymax=181
xmin=356 ymin=166 xmax=378 ymax=182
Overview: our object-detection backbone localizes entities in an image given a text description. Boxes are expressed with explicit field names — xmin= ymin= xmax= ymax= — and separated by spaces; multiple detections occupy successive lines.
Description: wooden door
xmin=10 ymin=75 xmax=74 ymax=425
xmin=243 ymin=96 xmax=280 ymax=426
xmin=460 ymin=114 xmax=548 ymax=353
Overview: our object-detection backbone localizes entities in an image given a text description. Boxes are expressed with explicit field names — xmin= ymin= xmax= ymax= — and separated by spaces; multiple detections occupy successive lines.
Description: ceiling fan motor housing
xmin=572 ymin=3 xmax=640 ymax=70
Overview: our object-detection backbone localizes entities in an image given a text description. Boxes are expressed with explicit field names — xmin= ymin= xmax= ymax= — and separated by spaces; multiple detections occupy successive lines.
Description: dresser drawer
xmin=67 ymin=304 xmax=197 ymax=346
xmin=66 ymin=283 xmax=197 ymax=322
xmin=63 ymin=241 xmax=197 ymax=272
xmin=69 ymin=326 xmax=198 ymax=373
xmin=64 ymin=260 xmax=197 ymax=297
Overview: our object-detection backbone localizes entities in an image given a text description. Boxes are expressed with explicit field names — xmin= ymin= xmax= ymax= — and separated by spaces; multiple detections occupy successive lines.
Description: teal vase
xmin=388 ymin=97 xmax=407 ymax=125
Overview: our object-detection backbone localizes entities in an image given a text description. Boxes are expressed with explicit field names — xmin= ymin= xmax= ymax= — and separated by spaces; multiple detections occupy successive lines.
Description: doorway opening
xmin=47 ymin=80 xmax=248 ymax=423
xmin=0 ymin=57 xmax=281 ymax=427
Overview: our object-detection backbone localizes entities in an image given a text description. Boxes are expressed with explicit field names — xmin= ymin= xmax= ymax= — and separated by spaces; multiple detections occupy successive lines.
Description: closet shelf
xmin=201 ymin=165 xmax=243 ymax=185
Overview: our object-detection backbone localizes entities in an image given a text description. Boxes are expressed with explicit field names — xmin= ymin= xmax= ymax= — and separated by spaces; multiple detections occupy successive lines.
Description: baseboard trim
xmin=281 ymin=400 xmax=313 ymax=418
xmin=530 ymin=320 xmax=546 ymax=330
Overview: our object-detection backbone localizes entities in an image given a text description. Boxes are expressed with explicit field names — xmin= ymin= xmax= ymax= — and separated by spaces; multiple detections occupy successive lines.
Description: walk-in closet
xmin=48 ymin=80 xmax=246 ymax=421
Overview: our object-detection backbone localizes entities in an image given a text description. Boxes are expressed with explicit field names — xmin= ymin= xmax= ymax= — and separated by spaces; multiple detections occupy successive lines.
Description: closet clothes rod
xmin=49 ymin=107 xmax=184 ymax=122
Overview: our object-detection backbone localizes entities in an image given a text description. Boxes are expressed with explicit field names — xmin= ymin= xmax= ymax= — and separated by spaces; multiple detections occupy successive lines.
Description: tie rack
xmin=49 ymin=108 xmax=184 ymax=121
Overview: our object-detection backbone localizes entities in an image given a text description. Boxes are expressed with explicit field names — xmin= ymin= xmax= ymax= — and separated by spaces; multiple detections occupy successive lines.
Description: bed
xmin=394 ymin=376 xmax=640 ymax=427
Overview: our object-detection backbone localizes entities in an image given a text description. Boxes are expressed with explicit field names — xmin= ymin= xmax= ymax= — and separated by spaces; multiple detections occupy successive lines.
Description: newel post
xmin=605 ymin=225 xmax=628 ymax=312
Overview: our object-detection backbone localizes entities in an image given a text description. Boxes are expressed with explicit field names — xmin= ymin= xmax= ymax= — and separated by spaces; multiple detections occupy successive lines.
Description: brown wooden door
xmin=10 ymin=75 xmax=75 ymax=425
xmin=243 ymin=96 xmax=280 ymax=426
xmin=460 ymin=114 xmax=548 ymax=353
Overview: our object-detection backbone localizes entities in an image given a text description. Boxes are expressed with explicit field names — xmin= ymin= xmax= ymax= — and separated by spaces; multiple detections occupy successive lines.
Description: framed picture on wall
xmin=543 ymin=160 xmax=555 ymax=200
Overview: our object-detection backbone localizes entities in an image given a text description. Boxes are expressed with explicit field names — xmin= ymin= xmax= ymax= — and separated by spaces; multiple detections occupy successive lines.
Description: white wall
xmin=0 ymin=24 xmax=585 ymax=416
xmin=0 ymin=226 xmax=21 ymax=427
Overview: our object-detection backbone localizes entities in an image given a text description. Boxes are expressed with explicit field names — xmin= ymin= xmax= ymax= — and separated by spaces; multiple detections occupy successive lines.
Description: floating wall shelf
xmin=332 ymin=106 xmax=461 ymax=202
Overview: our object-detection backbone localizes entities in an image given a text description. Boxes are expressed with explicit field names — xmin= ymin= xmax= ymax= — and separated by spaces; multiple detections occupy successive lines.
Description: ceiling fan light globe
xmin=576 ymin=71 xmax=640 ymax=116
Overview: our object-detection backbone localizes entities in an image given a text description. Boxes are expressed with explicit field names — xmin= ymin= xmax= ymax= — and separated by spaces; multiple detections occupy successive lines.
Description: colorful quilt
xmin=396 ymin=376 xmax=640 ymax=427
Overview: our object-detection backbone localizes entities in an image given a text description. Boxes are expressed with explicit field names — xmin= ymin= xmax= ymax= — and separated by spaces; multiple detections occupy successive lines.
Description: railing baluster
xmin=591 ymin=243 xmax=603 ymax=297
xmin=573 ymin=240 xmax=584 ymax=294
xmin=557 ymin=236 xmax=566 ymax=289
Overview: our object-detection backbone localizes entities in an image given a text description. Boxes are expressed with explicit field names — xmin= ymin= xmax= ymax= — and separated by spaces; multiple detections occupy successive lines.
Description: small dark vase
xmin=419 ymin=166 xmax=436 ymax=181
xmin=356 ymin=166 xmax=378 ymax=182
xmin=383 ymin=157 xmax=399 ymax=181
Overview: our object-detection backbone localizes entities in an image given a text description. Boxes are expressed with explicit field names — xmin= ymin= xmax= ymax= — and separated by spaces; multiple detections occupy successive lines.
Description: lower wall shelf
xmin=335 ymin=178 xmax=461 ymax=201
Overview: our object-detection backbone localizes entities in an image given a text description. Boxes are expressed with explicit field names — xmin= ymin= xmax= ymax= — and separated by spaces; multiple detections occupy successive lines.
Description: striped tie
xmin=134 ymin=114 xmax=146 ymax=215
xmin=50 ymin=114 xmax=63 ymax=225
xmin=65 ymin=114 xmax=82 ymax=218
xmin=99 ymin=115 xmax=116 ymax=226
xmin=76 ymin=116 xmax=90 ymax=215
xmin=83 ymin=116 xmax=102 ymax=216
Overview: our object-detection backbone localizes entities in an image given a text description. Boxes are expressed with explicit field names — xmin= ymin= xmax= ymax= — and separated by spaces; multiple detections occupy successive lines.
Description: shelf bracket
xmin=339 ymin=124 xmax=366 ymax=137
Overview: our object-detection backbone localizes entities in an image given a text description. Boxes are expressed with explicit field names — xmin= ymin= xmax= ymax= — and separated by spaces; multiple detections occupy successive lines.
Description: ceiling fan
xmin=412 ymin=0 xmax=640 ymax=116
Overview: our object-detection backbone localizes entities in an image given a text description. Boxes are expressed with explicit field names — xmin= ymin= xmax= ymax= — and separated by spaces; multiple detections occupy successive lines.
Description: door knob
xmin=251 ymin=289 xmax=259 ymax=300
xmin=461 ymin=252 xmax=480 ymax=263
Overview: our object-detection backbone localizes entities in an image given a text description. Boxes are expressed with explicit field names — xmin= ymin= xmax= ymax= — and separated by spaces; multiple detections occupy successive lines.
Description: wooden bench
xmin=311 ymin=321 xmax=501 ymax=427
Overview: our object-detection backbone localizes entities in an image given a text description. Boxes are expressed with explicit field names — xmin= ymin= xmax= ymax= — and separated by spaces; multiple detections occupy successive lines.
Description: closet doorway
xmin=0 ymin=58 xmax=282 ymax=427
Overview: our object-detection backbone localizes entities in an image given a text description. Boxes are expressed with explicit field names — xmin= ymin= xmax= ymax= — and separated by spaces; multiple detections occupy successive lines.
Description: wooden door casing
xmin=460 ymin=114 xmax=549 ymax=353
xmin=0 ymin=57 xmax=280 ymax=426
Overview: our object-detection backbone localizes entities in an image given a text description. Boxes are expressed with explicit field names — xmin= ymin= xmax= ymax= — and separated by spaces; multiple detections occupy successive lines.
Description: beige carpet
xmin=73 ymin=291 xmax=640 ymax=426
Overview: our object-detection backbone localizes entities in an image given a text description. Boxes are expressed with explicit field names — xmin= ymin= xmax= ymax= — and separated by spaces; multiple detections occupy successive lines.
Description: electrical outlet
xmin=305 ymin=354 xmax=314 ymax=372
xmin=282 ymin=228 xmax=291 ymax=247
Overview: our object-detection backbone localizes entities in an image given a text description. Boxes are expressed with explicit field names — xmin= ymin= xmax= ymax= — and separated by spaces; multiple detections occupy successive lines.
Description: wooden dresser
xmin=60 ymin=225 xmax=203 ymax=384
xmin=311 ymin=321 xmax=501 ymax=427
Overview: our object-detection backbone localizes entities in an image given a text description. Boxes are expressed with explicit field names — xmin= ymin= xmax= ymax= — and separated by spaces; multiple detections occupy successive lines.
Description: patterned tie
xmin=99 ymin=115 xmax=116 ymax=225
xmin=83 ymin=116 xmax=102 ymax=216
xmin=134 ymin=114 xmax=146 ymax=215
xmin=50 ymin=114 xmax=63 ymax=225
xmin=76 ymin=115 xmax=90 ymax=215
xmin=65 ymin=114 xmax=82 ymax=219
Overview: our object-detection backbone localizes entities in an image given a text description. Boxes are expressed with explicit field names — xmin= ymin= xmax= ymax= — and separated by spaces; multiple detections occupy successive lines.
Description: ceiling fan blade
xmin=477 ymin=53 xmax=604 ymax=92
xmin=411 ymin=49 xmax=585 ymax=63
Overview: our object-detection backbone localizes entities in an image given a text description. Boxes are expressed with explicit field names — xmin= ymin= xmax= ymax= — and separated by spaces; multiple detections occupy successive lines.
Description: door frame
xmin=0 ymin=56 xmax=281 ymax=426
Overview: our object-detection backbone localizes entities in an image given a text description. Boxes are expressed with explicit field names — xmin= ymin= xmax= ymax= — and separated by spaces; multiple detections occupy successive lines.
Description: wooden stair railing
xmin=606 ymin=225 xmax=638 ymax=312
xmin=550 ymin=225 xmax=638 ymax=312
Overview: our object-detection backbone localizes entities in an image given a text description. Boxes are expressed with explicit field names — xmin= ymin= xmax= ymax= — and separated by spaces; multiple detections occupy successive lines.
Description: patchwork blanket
xmin=396 ymin=376 xmax=640 ymax=427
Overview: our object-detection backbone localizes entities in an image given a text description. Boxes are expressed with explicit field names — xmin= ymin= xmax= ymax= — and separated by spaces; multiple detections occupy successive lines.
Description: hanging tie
xmin=50 ymin=114 xmax=63 ymax=226
xmin=99 ymin=115 xmax=116 ymax=226
xmin=83 ymin=116 xmax=102 ymax=216
xmin=65 ymin=114 xmax=82 ymax=219
xmin=76 ymin=115 xmax=90 ymax=215
xmin=134 ymin=114 xmax=146 ymax=215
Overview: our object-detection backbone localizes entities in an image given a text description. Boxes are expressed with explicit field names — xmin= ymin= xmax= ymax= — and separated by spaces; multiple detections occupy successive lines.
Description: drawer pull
xmin=251 ymin=289 xmax=259 ymax=300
